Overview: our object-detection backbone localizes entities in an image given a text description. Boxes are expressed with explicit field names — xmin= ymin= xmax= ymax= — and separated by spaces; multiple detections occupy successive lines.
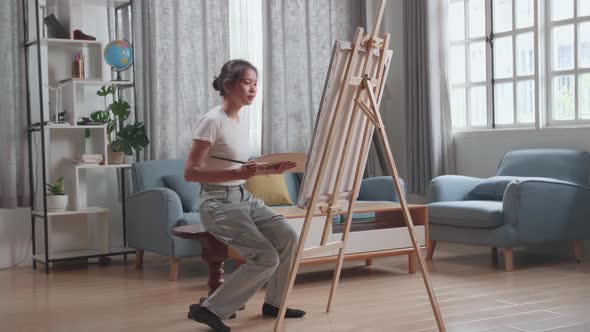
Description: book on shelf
xmin=73 ymin=154 xmax=104 ymax=165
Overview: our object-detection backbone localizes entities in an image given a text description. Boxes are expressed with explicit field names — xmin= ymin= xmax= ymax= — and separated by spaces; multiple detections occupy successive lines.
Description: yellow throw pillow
xmin=246 ymin=174 xmax=293 ymax=206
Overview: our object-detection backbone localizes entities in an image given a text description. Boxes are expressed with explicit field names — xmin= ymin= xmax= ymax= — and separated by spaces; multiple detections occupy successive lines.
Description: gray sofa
xmin=427 ymin=149 xmax=590 ymax=271
xmin=126 ymin=159 xmax=405 ymax=280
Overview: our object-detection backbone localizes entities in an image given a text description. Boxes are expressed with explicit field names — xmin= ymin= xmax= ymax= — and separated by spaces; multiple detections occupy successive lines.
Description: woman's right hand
xmin=236 ymin=161 xmax=258 ymax=179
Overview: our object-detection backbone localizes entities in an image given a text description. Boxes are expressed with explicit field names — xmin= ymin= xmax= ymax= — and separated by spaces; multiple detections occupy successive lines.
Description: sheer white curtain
xmin=229 ymin=0 xmax=263 ymax=156
xmin=0 ymin=0 xmax=28 ymax=208
xmin=133 ymin=1 xmax=230 ymax=160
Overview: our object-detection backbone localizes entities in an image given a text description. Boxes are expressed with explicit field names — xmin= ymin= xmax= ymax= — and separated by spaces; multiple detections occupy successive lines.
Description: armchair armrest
xmin=125 ymin=187 xmax=184 ymax=255
xmin=503 ymin=179 xmax=590 ymax=242
xmin=358 ymin=176 xmax=405 ymax=202
xmin=427 ymin=175 xmax=484 ymax=203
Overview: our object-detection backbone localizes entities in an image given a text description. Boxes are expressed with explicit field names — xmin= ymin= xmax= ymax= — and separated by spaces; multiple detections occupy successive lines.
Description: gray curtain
xmin=133 ymin=1 xmax=230 ymax=160
xmin=404 ymin=0 xmax=455 ymax=194
xmin=0 ymin=1 xmax=29 ymax=208
xmin=261 ymin=0 xmax=362 ymax=154
xmin=362 ymin=0 xmax=388 ymax=178
xmin=426 ymin=0 xmax=455 ymax=180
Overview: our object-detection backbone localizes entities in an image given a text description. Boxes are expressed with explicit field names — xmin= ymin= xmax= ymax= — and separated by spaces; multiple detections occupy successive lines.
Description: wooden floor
xmin=2 ymin=243 xmax=590 ymax=332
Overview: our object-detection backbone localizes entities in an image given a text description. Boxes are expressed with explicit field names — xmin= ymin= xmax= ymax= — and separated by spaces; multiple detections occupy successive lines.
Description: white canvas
xmin=297 ymin=40 xmax=393 ymax=209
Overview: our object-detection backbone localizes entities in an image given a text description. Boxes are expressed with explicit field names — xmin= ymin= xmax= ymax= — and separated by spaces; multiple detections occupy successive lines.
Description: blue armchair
xmin=126 ymin=158 xmax=405 ymax=280
xmin=427 ymin=149 xmax=590 ymax=271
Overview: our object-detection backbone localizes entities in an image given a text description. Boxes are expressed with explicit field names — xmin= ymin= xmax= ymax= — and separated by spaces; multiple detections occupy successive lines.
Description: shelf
xmin=107 ymin=0 xmax=132 ymax=7
xmin=33 ymin=247 xmax=135 ymax=263
xmin=58 ymin=78 xmax=134 ymax=86
xmin=46 ymin=124 xmax=106 ymax=130
xmin=32 ymin=207 xmax=108 ymax=218
xmin=75 ymin=164 xmax=132 ymax=169
xmin=40 ymin=38 xmax=102 ymax=47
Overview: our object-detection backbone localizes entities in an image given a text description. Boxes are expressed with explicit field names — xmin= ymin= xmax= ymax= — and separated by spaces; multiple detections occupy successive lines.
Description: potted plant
xmin=90 ymin=85 xmax=149 ymax=164
xmin=46 ymin=176 xmax=68 ymax=212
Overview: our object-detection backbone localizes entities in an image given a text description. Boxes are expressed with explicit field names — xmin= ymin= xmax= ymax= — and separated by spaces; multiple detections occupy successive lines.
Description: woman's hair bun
xmin=212 ymin=75 xmax=222 ymax=91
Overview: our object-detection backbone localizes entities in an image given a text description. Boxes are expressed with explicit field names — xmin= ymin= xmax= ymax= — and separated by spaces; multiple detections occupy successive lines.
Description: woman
xmin=184 ymin=59 xmax=306 ymax=332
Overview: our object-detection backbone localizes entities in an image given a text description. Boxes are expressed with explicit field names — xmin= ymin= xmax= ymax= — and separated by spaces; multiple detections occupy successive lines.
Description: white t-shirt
xmin=193 ymin=105 xmax=249 ymax=186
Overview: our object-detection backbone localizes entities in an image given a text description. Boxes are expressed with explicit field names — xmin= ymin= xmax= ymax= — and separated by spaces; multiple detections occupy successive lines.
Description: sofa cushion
xmin=466 ymin=176 xmax=530 ymax=201
xmin=466 ymin=176 xmax=560 ymax=201
xmin=428 ymin=201 xmax=504 ymax=228
xmin=132 ymin=159 xmax=186 ymax=193
xmin=284 ymin=173 xmax=301 ymax=205
xmin=246 ymin=174 xmax=294 ymax=206
xmin=162 ymin=175 xmax=200 ymax=212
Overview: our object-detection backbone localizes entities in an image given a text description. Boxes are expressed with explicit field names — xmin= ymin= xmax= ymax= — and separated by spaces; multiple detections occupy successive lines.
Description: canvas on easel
xmin=273 ymin=1 xmax=446 ymax=331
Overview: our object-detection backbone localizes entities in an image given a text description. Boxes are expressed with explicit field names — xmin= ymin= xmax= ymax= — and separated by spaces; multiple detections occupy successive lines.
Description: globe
xmin=104 ymin=39 xmax=133 ymax=72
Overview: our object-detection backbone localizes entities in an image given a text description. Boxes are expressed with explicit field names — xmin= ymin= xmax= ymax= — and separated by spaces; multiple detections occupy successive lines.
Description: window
xmin=547 ymin=0 xmax=590 ymax=124
xmin=229 ymin=0 xmax=263 ymax=154
xmin=448 ymin=0 xmax=538 ymax=130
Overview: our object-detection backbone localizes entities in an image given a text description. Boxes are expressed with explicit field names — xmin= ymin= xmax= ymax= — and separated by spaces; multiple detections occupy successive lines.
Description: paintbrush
xmin=210 ymin=155 xmax=279 ymax=170
xmin=210 ymin=155 xmax=246 ymax=164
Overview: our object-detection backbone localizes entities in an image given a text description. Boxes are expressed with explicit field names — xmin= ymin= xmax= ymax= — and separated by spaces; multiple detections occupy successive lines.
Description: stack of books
xmin=73 ymin=154 xmax=104 ymax=165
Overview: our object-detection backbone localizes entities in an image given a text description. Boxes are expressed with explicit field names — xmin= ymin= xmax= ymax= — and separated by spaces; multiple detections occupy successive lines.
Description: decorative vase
xmin=47 ymin=195 xmax=68 ymax=212
xmin=108 ymin=145 xmax=124 ymax=164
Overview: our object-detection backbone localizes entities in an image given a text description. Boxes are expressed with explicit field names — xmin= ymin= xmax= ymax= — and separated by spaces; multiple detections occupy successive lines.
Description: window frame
xmin=545 ymin=0 xmax=590 ymax=127
xmin=449 ymin=0 xmax=541 ymax=131
xmin=449 ymin=0 xmax=492 ymax=131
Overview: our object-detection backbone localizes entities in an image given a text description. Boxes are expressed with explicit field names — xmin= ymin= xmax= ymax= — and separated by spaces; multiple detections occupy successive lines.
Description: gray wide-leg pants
xmin=198 ymin=184 xmax=298 ymax=320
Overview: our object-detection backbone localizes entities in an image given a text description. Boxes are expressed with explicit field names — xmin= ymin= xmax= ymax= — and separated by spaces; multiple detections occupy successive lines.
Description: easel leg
xmin=274 ymin=213 xmax=314 ymax=332
xmin=408 ymin=252 xmax=417 ymax=274
xmin=374 ymin=120 xmax=446 ymax=331
xmin=327 ymin=240 xmax=346 ymax=312
xmin=326 ymin=107 xmax=376 ymax=312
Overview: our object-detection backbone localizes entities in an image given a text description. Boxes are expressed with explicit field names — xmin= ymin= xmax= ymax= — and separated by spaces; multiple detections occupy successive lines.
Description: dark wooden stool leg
xmin=190 ymin=233 xmax=243 ymax=319
xmin=200 ymin=233 xmax=229 ymax=295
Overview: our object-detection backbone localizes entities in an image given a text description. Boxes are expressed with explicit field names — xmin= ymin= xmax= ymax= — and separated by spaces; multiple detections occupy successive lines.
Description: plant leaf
xmin=46 ymin=176 xmax=65 ymax=195
xmin=90 ymin=110 xmax=109 ymax=124
xmin=111 ymin=100 xmax=131 ymax=120
xmin=97 ymin=86 xmax=109 ymax=97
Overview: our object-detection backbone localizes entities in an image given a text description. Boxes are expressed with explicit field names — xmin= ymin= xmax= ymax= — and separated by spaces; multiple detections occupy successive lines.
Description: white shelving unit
xmin=60 ymin=79 xmax=133 ymax=125
xmin=32 ymin=207 xmax=112 ymax=261
xmin=25 ymin=0 xmax=136 ymax=272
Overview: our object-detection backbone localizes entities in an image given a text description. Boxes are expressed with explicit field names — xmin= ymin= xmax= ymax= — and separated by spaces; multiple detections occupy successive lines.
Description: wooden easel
xmin=273 ymin=1 xmax=446 ymax=331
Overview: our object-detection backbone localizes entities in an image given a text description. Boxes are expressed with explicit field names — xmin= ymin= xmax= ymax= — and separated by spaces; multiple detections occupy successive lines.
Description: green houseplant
xmin=46 ymin=176 xmax=68 ymax=212
xmin=90 ymin=85 xmax=149 ymax=164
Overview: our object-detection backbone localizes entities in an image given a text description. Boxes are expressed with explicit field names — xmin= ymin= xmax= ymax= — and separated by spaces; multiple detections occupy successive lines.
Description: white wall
xmin=0 ymin=209 xmax=33 ymax=268
xmin=454 ymin=127 xmax=590 ymax=177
